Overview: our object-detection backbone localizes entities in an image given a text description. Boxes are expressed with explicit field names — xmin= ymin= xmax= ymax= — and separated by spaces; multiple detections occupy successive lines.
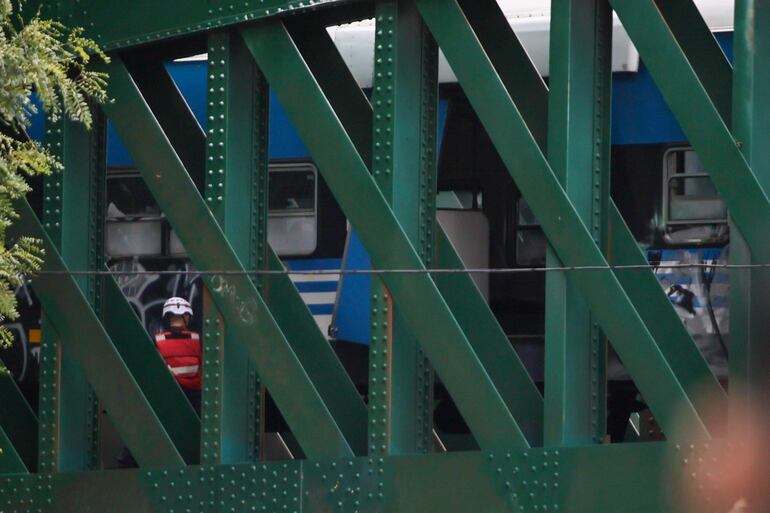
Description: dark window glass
xmin=269 ymin=169 xmax=316 ymax=213
xmin=106 ymin=175 xmax=161 ymax=219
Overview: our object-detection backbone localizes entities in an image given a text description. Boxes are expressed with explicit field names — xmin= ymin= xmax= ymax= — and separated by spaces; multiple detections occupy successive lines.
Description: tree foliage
xmin=0 ymin=0 xmax=108 ymax=366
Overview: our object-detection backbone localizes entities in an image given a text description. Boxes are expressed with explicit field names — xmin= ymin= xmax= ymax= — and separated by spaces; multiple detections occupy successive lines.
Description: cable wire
xmin=24 ymin=261 xmax=769 ymax=278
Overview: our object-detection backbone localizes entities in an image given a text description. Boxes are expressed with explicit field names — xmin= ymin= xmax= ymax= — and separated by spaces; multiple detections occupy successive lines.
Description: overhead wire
xmin=23 ymin=261 xmax=768 ymax=277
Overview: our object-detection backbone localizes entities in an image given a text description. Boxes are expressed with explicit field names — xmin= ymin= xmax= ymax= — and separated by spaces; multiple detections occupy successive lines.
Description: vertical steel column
xmin=201 ymin=31 xmax=266 ymax=464
xmin=369 ymin=0 xmax=437 ymax=455
xmin=544 ymin=0 xmax=610 ymax=446
xmin=731 ymin=4 xmax=770 ymax=496
xmin=41 ymin=115 xmax=105 ymax=471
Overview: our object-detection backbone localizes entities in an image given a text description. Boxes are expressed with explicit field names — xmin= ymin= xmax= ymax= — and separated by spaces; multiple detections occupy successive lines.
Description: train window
xmin=662 ymin=148 xmax=728 ymax=245
xmin=515 ymin=198 xmax=546 ymax=266
xmin=268 ymin=163 xmax=318 ymax=256
xmin=106 ymin=173 xmax=164 ymax=257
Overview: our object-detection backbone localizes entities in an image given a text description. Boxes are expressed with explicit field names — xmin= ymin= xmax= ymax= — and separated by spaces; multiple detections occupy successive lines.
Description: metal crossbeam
xmin=0 ymin=441 xmax=737 ymax=513
xmin=276 ymin=4 xmax=544 ymax=446
xmin=10 ymin=200 xmax=184 ymax=468
xmin=0 ymin=375 xmax=38 ymax=471
xmin=102 ymin=58 xmax=353 ymax=459
xmin=242 ymin=19 xmax=529 ymax=450
xmin=415 ymin=0 xmax=707 ymax=439
xmin=2 ymin=1 xmax=766 ymax=512
xmin=101 ymin=276 xmax=201 ymax=463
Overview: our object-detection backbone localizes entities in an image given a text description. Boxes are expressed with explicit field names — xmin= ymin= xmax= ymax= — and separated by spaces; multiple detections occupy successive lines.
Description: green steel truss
xmin=0 ymin=0 xmax=767 ymax=512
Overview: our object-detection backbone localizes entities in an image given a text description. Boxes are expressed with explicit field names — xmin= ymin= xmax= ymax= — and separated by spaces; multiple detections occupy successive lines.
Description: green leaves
xmin=0 ymin=0 xmax=108 ymax=370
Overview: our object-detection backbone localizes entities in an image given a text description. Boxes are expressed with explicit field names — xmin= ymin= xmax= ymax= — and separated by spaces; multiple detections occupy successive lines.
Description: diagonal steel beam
xmin=434 ymin=232 xmax=544 ymax=443
xmin=452 ymin=0 xmax=726 ymax=430
xmin=456 ymin=0 xmax=549 ymax=148
xmin=0 ymin=374 xmax=38 ymax=471
xmin=241 ymin=20 xmax=529 ymax=450
xmin=654 ymin=0 xmax=733 ymax=123
xmin=10 ymin=199 xmax=185 ymax=468
xmin=101 ymin=276 xmax=201 ymax=463
xmin=288 ymin=10 xmax=543 ymax=445
xmin=125 ymin=59 xmax=207 ymax=190
xmin=610 ymin=0 xmax=770 ymax=259
xmin=264 ymin=251 xmax=368 ymax=455
xmin=102 ymin=58 xmax=353 ymax=459
xmin=0 ymin=425 xmax=26 ymax=474
xmin=415 ymin=0 xmax=708 ymax=439
xmin=287 ymin=18 xmax=373 ymax=167
xmin=134 ymin=33 xmax=368 ymax=456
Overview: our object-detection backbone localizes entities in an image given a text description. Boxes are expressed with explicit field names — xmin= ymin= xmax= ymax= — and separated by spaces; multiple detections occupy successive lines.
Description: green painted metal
xmin=287 ymin=17 xmax=373 ymax=167
xmin=0 ymin=375 xmax=37 ymax=472
xmin=264 ymin=250 xmax=369 ymax=455
xmin=0 ymin=375 xmax=37 ymax=471
xmin=122 ymin=32 xmax=369 ymax=456
xmin=610 ymin=0 xmax=770 ymax=259
xmin=369 ymin=0 xmax=436 ymax=455
xmin=0 ymin=426 xmax=26 ymax=474
xmin=433 ymin=231 xmax=544 ymax=445
xmin=444 ymin=0 xmax=721 ymax=438
xmin=460 ymin=0 xmax=723 ymax=433
xmin=241 ymin=19 xmax=529 ymax=450
xmin=34 ymin=318 xmax=57 ymax=474
xmin=49 ymin=0 xmax=354 ymax=51
xmin=415 ymin=0 xmax=707 ymax=439
xmin=102 ymin=58 xmax=353 ymax=459
xmin=101 ymin=276 xmax=201 ymax=463
xmin=287 ymin=0 xmax=542 ymax=446
xmin=0 ymin=440 xmax=739 ymax=513
xmin=609 ymin=205 xmax=726 ymax=429
xmin=730 ymin=1 xmax=770 ymax=475
xmin=2 ymin=1 xmax=768 ymax=511
xmin=127 ymin=32 xmax=369 ymax=456
xmin=654 ymin=0 xmax=733 ymax=124
xmin=11 ymin=199 xmax=184 ymax=468
xmin=126 ymin=59 xmax=207 ymax=190
xmin=202 ymin=30 xmax=261 ymax=464
xmin=42 ymin=118 xmax=100 ymax=472
xmin=456 ymin=0 xmax=548 ymax=149
xmin=544 ymin=0 xmax=610 ymax=446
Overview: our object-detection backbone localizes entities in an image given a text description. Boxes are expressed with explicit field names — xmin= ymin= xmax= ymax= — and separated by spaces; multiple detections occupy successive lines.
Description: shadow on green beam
xmin=241 ymin=21 xmax=529 ymax=451
xmin=10 ymin=198 xmax=185 ymax=468
xmin=101 ymin=275 xmax=201 ymax=463
xmin=0 ymin=425 xmax=26 ymax=474
xmin=415 ymin=0 xmax=707 ymax=440
xmin=101 ymin=58 xmax=353 ymax=459
xmin=0 ymin=373 xmax=38 ymax=471
xmin=285 ymin=17 xmax=543 ymax=446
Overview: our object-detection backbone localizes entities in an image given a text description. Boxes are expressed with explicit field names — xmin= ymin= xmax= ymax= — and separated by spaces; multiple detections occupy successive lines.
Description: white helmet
xmin=163 ymin=297 xmax=193 ymax=318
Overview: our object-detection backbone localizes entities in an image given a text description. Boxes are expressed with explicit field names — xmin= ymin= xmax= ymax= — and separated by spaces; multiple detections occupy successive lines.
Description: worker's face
xmin=168 ymin=314 xmax=190 ymax=329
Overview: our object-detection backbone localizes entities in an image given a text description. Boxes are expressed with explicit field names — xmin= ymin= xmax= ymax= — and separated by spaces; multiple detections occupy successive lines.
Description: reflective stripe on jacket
xmin=155 ymin=330 xmax=202 ymax=390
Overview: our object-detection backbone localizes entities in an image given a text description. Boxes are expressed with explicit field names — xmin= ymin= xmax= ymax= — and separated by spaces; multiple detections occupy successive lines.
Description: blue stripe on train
xmin=294 ymin=281 xmax=339 ymax=293
xmin=308 ymin=304 xmax=334 ymax=315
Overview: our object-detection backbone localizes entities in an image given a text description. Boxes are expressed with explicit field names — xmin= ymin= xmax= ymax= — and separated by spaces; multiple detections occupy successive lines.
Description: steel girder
xmin=0 ymin=1 xmax=765 ymax=512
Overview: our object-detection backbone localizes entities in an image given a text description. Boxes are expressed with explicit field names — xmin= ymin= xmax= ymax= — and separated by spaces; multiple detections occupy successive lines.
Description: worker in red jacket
xmin=155 ymin=296 xmax=202 ymax=413
xmin=117 ymin=297 xmax=201 ymax=468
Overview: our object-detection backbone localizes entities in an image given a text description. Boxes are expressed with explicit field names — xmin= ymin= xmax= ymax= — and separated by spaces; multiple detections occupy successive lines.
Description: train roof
xmin=180 ymin=0 xmax=734 ymax=88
